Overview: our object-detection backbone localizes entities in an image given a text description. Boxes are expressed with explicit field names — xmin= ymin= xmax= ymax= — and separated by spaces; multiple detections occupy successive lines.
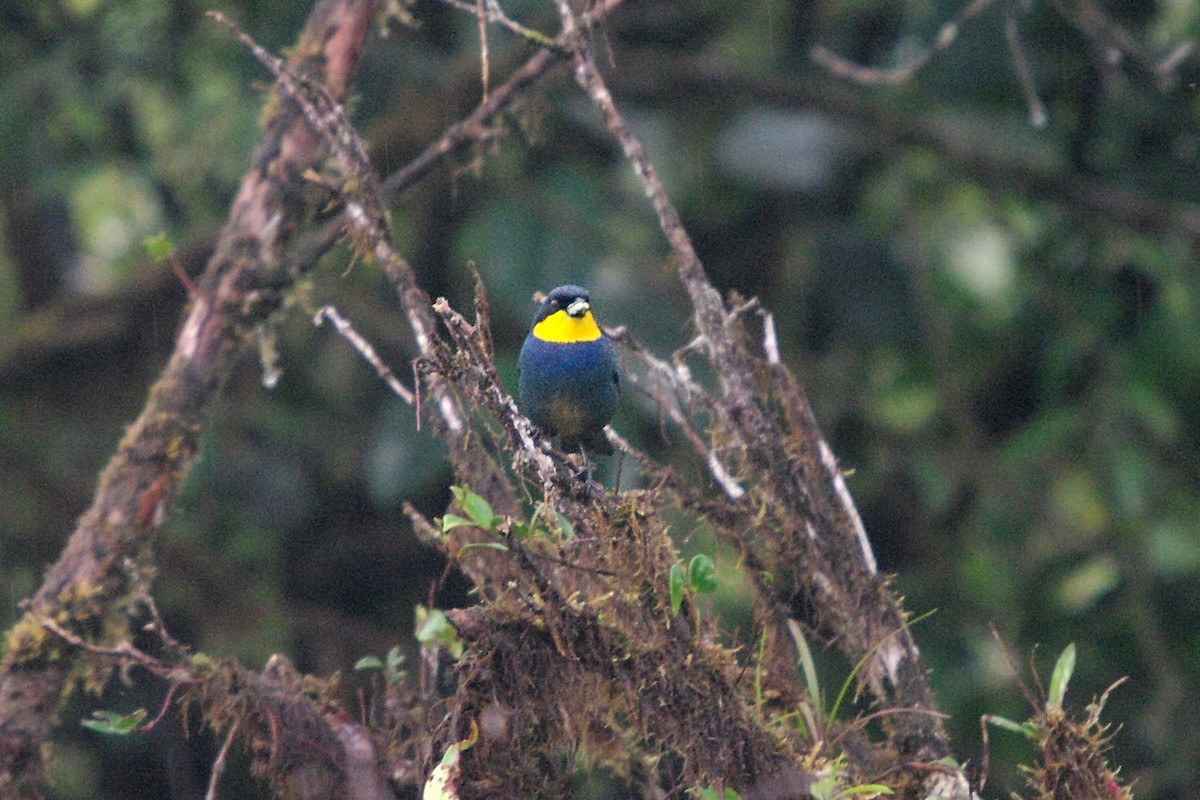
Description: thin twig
xmin=610 ymin=329 xmax=745 ymax=500
xmin=313 ymin=305 xmax=416 ymax=404
xmin=1066 ymin=0 xmax=1195 ymax=88
xmin=205 ymin=718 xmax=240 ymax=800
xmin=1004 ymin=2 xmax=1047 ymax=128
xmin=35 ymin=614 xmax=168 ymax=675
xmin=439 ymin=0 xmax=561 ymax=49
xmin=284 ymin=0 xmax=628 ymax=288
xmin=475 ymin=0 xmax=489 ymax=99
xmin=811 ymin=0 xmax=999 ymax=86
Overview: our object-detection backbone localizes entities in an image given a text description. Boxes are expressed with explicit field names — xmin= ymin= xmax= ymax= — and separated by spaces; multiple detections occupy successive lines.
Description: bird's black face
xmin=534 ymin=285 xmax=591 ymax=325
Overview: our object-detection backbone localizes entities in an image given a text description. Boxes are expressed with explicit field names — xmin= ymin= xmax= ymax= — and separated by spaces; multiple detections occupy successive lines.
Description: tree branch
xmin=605 ymin=55 xmax=1200 ymax=243
xmin=0 ymin=1 xmax=382 ymax=795
xmin=551 ymin=1 xmax=963 ymax=795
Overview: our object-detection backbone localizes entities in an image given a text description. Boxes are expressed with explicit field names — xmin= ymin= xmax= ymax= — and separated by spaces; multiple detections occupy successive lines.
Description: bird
xmin=518 ymin=285 xmax=619 ymax=455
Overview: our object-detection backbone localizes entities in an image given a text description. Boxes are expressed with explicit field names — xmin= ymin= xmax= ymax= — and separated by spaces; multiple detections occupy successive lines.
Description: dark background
xmin=2 ymin=0 xmax=1198 ymax=797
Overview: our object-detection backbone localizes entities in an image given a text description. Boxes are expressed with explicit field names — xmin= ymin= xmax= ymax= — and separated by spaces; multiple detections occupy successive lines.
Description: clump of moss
xmin=1026 ymin=680 xmax=1130 ymax=800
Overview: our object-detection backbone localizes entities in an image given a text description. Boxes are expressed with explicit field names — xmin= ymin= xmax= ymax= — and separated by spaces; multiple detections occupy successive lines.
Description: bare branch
xmin=313 ymin=305 xmax=417 ymax=404
xmin=811 ymin=0 xmax=1000 ymax=86
xmin=1064 ymin=0 xmax=1195 ymax=88
xmin=605 ymin=56 xmax=1200 ymax=243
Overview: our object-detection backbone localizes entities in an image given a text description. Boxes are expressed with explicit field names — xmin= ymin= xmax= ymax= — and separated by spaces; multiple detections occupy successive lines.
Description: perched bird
xmin=518 ymin=285 xmax=619 ymax=454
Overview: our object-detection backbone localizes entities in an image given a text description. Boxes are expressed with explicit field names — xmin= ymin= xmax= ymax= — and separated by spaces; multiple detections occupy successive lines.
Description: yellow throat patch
xmin=532 ymin=309 xmax=603 ymax=343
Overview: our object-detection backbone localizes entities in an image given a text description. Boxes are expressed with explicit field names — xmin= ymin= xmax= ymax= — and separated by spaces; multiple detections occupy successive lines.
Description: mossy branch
xmin=0 ymin=1 xmax=382 ymax=795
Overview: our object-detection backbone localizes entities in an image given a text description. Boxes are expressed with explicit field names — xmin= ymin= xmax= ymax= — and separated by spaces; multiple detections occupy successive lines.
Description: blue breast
xmin=518 ymin=335 xmax=619 ymax=453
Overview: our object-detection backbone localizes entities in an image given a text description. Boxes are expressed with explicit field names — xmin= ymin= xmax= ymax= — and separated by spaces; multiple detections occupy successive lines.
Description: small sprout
xmin=355 ymin=645 xmax=406 ymax=684
xmin=669 ymin=563 xmax=686 ymax=614
xmin=670 ymin=554 xmax=719 ymax=615
xmin=1047 ymin=642 xmax=1076 ymax=715
xmin=809 ymin=773 xmax=837 ymax=800
xmin=787 ymin=620 xmax=822 ymax=710
xmin=415 ymin=605 xmax=463 ymax=660
xmin=82 ymin=708 xmax=147 ymax=736
xmin=687 ymin=554 xmax=718 ymax=594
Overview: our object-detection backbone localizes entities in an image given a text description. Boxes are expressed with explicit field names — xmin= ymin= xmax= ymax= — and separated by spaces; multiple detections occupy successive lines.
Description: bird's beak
xmin=566 ymin=298 xmax=590 ymax=318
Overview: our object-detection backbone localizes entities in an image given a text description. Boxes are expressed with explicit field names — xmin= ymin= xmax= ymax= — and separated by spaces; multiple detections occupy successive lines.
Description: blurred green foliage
xmin=2 ymin=0 xmax=1200 ymax=797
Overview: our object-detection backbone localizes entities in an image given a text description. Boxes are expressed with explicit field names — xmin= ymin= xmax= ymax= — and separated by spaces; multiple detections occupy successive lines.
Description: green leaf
xmin=143 ymin=231 xmax=176 ymax=260
xmin=440 ymin=514 xmax=476 ymax=532
xmin=415 ymin=606 xmax=463 ymax=660
xmin=415 ymin=607 xmax=450 ymax=645
xmin=687 ymin=554 xmax=718 ymax=594
xmin=456 ymin=542 xmax=510 ymax=555
xmin=696 ymin=789 xmax=740 ymax=800
xmin=451 ymin=486 xmax=496 ymax=529
xmin=385 ymin=645 xmax=406 ymax=683
xmin=984 ymin=714 xmax=1038 ymax=740
xmin=356 ymin=646 xmax=406 ymax=683
xmin=788 ymin=620 xmax=821 ymax=708
xmin=839 ymin=784 xmax=893 ymax=796
xmin=669 ymin=563 xmax=686 ymax=615
xmin=549 ymin=508 xmax=575 ymax=539
xmin=1047 ymin=642 xmax=1076 ymax=714
xmin=1054 ymin=557 xmax=1119 ymax=614
xmin=808 ymin=774 xmax=837 ymax=800
xmin=82 ymin=708 xmax=147 ymax=735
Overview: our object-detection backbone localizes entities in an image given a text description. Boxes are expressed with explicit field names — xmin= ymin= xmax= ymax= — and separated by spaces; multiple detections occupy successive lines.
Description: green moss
xmin=5 ymin=615 xmax=62 ymax=665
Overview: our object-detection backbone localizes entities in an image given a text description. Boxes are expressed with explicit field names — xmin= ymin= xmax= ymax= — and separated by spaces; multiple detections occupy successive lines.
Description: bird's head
xmin=531 ymin=285 xmax=603 ymax=343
